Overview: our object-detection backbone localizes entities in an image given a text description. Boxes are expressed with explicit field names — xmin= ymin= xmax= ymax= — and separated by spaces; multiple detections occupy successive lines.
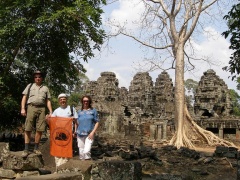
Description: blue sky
xmin=82 ymin=0 xmax=238 ymax=91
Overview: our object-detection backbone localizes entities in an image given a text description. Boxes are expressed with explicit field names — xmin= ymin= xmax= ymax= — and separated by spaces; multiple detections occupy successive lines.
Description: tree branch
xmin=184 ymin=0 xmax=218 ymax=41
xmin=120 ymin=32 xmax=173 ymax=50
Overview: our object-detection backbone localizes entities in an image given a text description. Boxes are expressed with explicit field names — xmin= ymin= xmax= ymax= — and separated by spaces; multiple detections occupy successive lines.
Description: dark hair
xmin=81 ymin=95 xmax=93 ymax=110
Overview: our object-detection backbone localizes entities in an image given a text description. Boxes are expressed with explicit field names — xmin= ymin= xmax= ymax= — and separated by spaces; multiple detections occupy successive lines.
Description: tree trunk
xmin=174 ymin=42 xmax=185 ymax=148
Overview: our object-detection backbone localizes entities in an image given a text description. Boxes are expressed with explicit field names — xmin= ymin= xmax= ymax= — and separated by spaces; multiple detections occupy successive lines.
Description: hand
xmin=88 ymin=132 xmax=94 ymax=140
xmin=21 ymin=108 xmax=26 ymax=116
xmin=45 ymin=114 xmax=50 ymax=124
xmin=73 ymin=132 xmax=77 ymax=138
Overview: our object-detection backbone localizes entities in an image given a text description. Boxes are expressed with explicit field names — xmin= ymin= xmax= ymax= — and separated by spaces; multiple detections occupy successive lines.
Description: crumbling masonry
xmin=82 ymin=70 xmax=240 ymax=143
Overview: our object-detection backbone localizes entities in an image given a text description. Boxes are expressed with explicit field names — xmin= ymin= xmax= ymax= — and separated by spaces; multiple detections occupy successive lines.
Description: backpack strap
xmin=70 ymin=105 xmax=73 ymax=117
xmin=26 ymin=83 xmax=33 ymax=104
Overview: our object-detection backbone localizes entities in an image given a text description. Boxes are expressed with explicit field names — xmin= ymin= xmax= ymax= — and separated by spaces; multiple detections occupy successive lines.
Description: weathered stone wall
xmin=194 ymin=69 xmax=232 ymax=117
xmin=82 ymin=69 xmax=238 ymax=142
xmin=154 ymin=71 xmax=175 ymax=118
xmin=82 ymin=71 xmax=173 ymax=142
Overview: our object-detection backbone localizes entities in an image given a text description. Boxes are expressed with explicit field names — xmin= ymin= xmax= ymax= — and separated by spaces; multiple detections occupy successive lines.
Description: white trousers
xmin=55 ymin=157 xmax=69 ymax=167
xmin=77 ymin=136 xmax=93 ymax=160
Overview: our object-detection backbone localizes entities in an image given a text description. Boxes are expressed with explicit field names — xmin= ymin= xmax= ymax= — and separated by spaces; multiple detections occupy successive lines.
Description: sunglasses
xmin=83 ymin=100 xmax=89 ymax=103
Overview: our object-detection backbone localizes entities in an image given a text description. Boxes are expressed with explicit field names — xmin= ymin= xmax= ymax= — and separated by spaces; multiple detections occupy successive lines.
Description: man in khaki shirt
xmin=21 ymin=70 xmax=52 ymax=157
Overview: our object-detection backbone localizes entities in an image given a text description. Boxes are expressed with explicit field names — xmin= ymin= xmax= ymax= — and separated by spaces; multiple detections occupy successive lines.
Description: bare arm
xmin=88 ymin=122 xmax=99 ymax=140
xmin=46 ymin=99 xmax=52 ymax=114
xmin=21 ymin=95 xmax=27 ymax=116
xmin=73 ymin=119 xmax=78 ymax=137
xmin=74 ymin=119 xmax=78 ymax=132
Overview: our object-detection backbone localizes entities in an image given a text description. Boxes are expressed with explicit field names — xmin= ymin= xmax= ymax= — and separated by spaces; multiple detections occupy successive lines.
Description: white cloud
xmin=184 ymin=27 xmax=236 ymax=90
xmin=83 ymin=1 xmax=238 ymax=92
xmin=82 ymin=63 xmax=95 ymax=81
xmin=108 ymin=0 xmax=145 ymax=32
xmin=83 ymin=39 xmax=140 ymax=88
xmin=83 ymin=27 xmax=237 ymax=91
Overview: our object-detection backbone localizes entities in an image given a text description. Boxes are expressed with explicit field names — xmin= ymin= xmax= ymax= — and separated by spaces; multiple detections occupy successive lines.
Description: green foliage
xmin=68 ymin=93 xmax=84 ymax=107
xmin=50 ymin=96 xmax=60 ymax=113
xmin=0 ymin=0 xmax=106 ymax=130
xmin=222 ymin=3 xmax=240 ymax=79
xmin=229 ymin=89 xmax=240 ymax=116
xmin=184 ymin=79 xmax=198 ymax=94
xmin=0 ymin=72 xmax=29 ymax=130
xmin=236 ymin=76 xmax=240 ymax=90
xmin=184 ymin=79 xmax=198 ymax=105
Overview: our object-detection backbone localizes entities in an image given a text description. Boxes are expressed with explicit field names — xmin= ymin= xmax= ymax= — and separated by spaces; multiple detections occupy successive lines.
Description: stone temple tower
xmin=154 ymin=71 xmax=175 ymax=118
xmin=194 ymin=69 xmax=232 ymax=117
xmin=127 ymin=72 xmax=156 ymax=115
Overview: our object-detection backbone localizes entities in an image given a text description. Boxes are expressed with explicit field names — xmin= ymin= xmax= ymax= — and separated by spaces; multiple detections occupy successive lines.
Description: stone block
xmin=38 ymin=169 xmax=52 ymax=175
xmin=229 ymin=147 xmax=238 ymax=152
xmin=119 ymin=150 xmax=139 ymax=160
xmin=214 ymin=146 xmax=229 ymax=156
xmin=15 ymin=172 xmax=82 ymax=180
xmin=223 ymin=152 xmax=237 ymax=159
xmin=0 ymin=142 xmax=10 ymax=163
xmin=57 ymin=159 xmax=93 ymax=179
xmin=3 ymin=151 xmax=44 ymax=170
xmin=22 ymin=171 xmax=40 ymax=177
xmin=0 ymin=168 xmax=16 ymax=179
xmin=102 ymin=156 xmax=123 ymax=161
xmin=91 ymin=160 xmax=142 ymax=180
xmin=215 ymin=146 xmax=229 ymax=152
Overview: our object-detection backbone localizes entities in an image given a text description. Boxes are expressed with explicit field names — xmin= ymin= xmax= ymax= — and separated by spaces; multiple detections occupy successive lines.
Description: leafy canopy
xmin=0 ymin=0 xmax=106 ymax=130
xmin=222 ymin=3 xmax=240 ymax=79
xmin=229 ymin=89 xmax=240 ymax=116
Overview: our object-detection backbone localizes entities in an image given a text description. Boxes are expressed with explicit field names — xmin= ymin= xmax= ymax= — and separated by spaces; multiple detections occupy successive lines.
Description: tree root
xmin=169 ymin=105 xmax=237 ymax=149
xmin=221 ymin=157 xmax=234 ymax=169
xmin=115 ymin=147 xmax=130 ymax=153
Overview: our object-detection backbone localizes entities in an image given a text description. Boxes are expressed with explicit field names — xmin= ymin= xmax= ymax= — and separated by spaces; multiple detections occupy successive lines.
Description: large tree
xmin=222 ymin=2 xmax=240 ymax=78
xmin=0 ymin=0 xmax=106 ymax=130
xmin=109 ymin=0 xmax=234 ymax=148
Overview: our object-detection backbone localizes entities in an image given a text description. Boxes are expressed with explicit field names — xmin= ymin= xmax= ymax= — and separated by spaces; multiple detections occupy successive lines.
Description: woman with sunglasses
xmin=75 ymin=95 xmax=99 ymax=160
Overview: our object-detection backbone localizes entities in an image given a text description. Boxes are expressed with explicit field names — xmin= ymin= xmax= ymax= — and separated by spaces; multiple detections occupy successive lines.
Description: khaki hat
xmin=33 ymin=70 xmax=43 ymax=75
xmin=58 ymin=93 xmax=67 ymax=99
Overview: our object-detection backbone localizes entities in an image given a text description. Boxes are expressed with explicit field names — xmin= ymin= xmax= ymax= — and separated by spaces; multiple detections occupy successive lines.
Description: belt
xmin=29 ymin=104 xmax=45 ymax=107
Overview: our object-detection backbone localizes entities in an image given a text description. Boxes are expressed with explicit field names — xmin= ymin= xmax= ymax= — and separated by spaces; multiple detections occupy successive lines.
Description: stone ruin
xmin=83 ymin=72 xmax=121 ymax=102
xmin=154 ymin=71 xmax=175 ymax=119
xmin=82 ymin=69 xmax=240 ymax=143
xmin=193 ymin=69 xmax=240 ymax=140
xmin=127 ymin=72 xmax=155 ymax=115
xmin=81 ymin=71 xmax=175 ymax=143
xmin=194 ymin=69 xmax=232 ymax=118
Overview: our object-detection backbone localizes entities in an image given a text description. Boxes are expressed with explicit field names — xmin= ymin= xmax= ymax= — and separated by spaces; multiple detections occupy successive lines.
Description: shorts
xmin=25 ymin=105 xmax=46 ymax=132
